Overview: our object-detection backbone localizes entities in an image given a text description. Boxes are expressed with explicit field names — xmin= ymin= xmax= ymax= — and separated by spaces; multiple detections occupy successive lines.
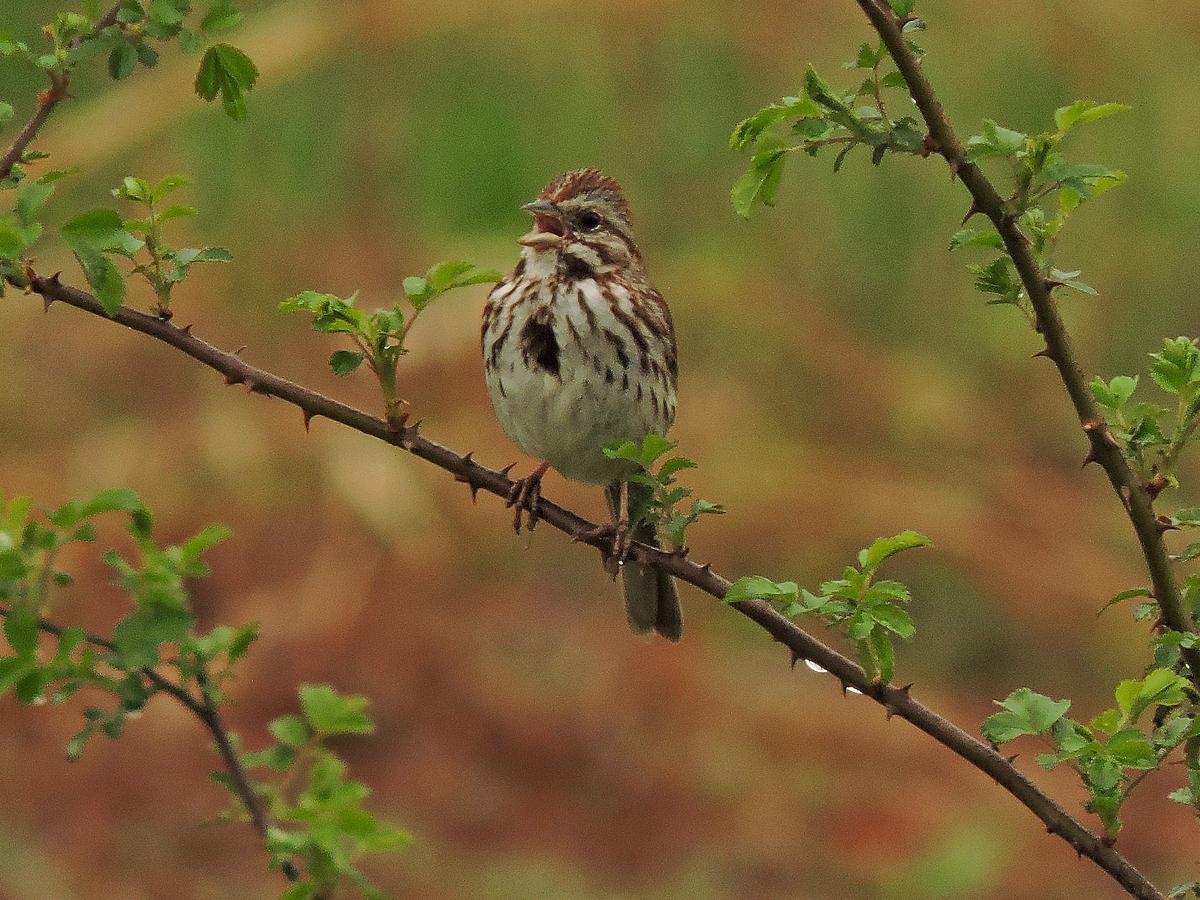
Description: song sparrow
xmin=481 ymin=169 xmax=681 ymax=640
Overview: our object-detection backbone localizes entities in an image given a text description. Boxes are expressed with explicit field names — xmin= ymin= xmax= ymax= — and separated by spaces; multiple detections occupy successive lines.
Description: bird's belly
xmin=486 ymin=333 xmax=667 ymax=485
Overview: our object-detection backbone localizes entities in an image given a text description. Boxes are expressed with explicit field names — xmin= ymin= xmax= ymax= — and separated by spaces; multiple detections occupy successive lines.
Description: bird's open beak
xmin=519 ymin=199 xmax=566 ymax=246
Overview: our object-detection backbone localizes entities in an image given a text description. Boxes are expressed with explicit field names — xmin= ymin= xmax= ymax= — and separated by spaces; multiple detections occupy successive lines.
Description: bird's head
xmin=518 ymin=168 xmax=642 ymax=275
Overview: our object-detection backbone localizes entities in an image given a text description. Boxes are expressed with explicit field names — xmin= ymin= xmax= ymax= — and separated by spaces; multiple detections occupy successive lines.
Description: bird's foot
xmin=572 ymin=517 xmax=632 ymax=578
xmin=506 ymin=462 xmax=550 ymax=534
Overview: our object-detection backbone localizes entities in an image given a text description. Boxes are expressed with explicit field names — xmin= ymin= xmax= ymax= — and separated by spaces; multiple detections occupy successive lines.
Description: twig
xmin=0 ymin=3 xmax=122 ymax=183
xmin=195 ymin=669 xmax=301 ymax=882
xmin=853 ymin=0 xmax=1200 ymax=701
xmin=0 ymin=599 xmax=301 ymax=885
xmin=7 ymin=269 xmax=1162 ymax=900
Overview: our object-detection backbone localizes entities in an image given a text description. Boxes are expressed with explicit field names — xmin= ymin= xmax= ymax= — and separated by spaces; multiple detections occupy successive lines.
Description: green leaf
xmin=71 ymin=243 xmax=125 ymax=315
xmin=200 ymin=3 xmax=244 ymax=34
xmin=870 ymin=603 xmax=915 ymax=638
xmin=948 ymin=228 xmax=1003 ymax=251
xmin=857 ymin=530 xmax=931 ymax=572
xmin=724 ymin=575 xmax=799 ymax=604
xmin=888 ymin=0 xmax=915 ymax=15
xmin=4 ymin=603 xmax=38 ymax=658
xmin=982 ymin=688 xmax=1071 ymax=744
xmin=1149 ymin=338 xmax=1200 ymax=397
xmin=1054 ymin=100 xmax=1130 ymax=133
xmin=732 ymin=137 xmax=788 ymax=218
xmin=269 ymin=713 xmax=311 ymax=748
xmin=1106 ymin=728 xmax=1156 ymax=769
xmin=1097 ymin=586 xmax=1152 ymax=617
xmin=195 ymin=44 xmax=258 ymax=120
xmin=113 ymin=605 xmax=193 ymax=668
xmin=0 ymin=102 xmax=12 ymax=126
xmin=61 ymin=208 xmax=143 ymax=254
xmin=299 ymin=684 xmax=375 ymax=736
xmin=868 ymin=628 xmax=894 ymax=683
xmin=16 ymin=180 xmax=54 ymax=226
xmin=1115 ymin=668 xmax=1191 ymax=722
xmin=1090 ymin=375 xmax=1137 ymax=414
xmin=965 ymin=119 xmax=1026 ymax=161
xmin=108 ymin=42 xmax=136 ymax=80
xmin=329 ymin=350 xmax=364 ymax=376
xmin=729 ymin=96 xmax=821 ymax=150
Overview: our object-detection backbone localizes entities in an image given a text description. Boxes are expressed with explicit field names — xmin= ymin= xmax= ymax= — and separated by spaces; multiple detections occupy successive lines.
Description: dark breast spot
xmin=519 ymin=312 xmax=560 ymax=378
xmin=562 ymin=253 xmax=594 ymax=280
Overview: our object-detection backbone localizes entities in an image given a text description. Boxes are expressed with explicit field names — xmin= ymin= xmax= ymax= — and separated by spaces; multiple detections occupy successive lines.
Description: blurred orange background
xmin=3 ymin=1 xmax=1200 ymax=897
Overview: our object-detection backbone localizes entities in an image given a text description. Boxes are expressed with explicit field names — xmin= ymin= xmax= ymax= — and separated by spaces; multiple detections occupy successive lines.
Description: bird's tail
xmin=606 ymin=482 xmax=682 ymax=641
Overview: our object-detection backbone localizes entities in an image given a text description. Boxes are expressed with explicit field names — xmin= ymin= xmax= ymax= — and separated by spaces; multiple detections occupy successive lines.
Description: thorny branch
xmin=852 ymin=0 xmax=1200 ymax=696
xmin=0 ymin=4 xmax=122 ymax=183
xmin=4 ymin=268 xmax=1163 ymax=899
xmin=0 ymin=599 xmax=301 ymax=884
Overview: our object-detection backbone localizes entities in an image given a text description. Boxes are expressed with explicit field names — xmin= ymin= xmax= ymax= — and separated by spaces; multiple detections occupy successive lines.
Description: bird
xmin=481 ymin=168 xmax=682 ymax=640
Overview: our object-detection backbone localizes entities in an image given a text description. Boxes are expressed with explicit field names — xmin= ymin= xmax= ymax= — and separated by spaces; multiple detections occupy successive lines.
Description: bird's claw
xmin=572 ymin=517 xmax=632 ymax=578
xmin=506 ymin=470 xmax=544 ymax=534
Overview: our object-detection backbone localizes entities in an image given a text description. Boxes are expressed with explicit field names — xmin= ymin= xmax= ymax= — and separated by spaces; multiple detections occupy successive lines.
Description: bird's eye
xmin=577 ymin=210 xmax=602 ymax=231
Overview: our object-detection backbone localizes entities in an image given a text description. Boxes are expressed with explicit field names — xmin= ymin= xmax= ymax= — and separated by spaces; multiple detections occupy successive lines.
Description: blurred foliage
xmin=5 ymin=0 xmax=1200 ymax=898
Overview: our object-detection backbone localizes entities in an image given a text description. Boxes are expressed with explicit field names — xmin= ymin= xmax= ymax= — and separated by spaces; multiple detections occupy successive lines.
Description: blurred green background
xmin=3 ymin=1 xmax=1199 ymax=897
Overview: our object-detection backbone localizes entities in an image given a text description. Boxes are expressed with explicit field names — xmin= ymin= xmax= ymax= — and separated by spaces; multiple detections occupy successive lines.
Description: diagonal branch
xmin=851 ymin=0 xmax=1200 ymax=693
xmin=5 ymin=268 xmax=1163 ymax=899
xmin=0 ymin=599 xmax=301 ymax=884
xmin=0 ymin=4 xmax=122 ymax=183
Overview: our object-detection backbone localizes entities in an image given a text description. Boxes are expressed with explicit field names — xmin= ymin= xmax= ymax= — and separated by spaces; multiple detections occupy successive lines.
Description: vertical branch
xmin=852 ymin=0 xmax=1200 ymax=686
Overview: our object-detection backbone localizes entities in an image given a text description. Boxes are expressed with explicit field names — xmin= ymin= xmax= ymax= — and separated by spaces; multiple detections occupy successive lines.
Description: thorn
xmin=840 ymin=681 xmax=850 ymax=696
xmin=1081 ymin=449 xmax=1100 ymax=469
xmin=233 ymin=345 xmax=247 ymax=356
xmin=1046 ymin=825 xmax=1055 ymax=835
xmin=42 ymin=294 xmax=54 ymax=313
xmin=1146 ymin=472 xmax=1169 ymax=499
xmin=1006 ymin=753 xmax=1019 ymax=764
xmin=1031 ymin=347 xmax=1052 ymax=359
xmin=884 ymin=704 xmax=897 ymax=721
xmin=700 ymin=562 xmax=712 ymax=574
xmin=789 ymin=650 xmax=800 ymax=670
xmin=897 ymin=682 xmax=913 ymax=698
xmin=302 ymin=409 xmax=315 ymax=432
xmin=499 ymin=462 xmax=517 ymax=478
xmin=461 ymin=451 xmax=474 ymax=466
xmin=224 ymin=371 xmax=244 ymax=386
xmin=48 ymin=270 xmax=62 ymax=287
xmin=1155 ymin=515 xmax=1179 ymax=535
xmin=409 ymin=419 xmax=422 ymax=433
xmin=960 ymin=200 xmax=982 ymax=225
xmin=181 ymin=323 xmax=194 ymax=335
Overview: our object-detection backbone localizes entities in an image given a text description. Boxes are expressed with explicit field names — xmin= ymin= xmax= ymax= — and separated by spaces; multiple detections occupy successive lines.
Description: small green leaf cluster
xmin=602 ymin=434 xmax=725 ymax=550
xmin=1091 ymin=337 xmax=1200 ymax=488
xmin=58 ymin=176 xmax=229 ymax=315
xmin=281 ymin=260 xmax=500 ymax=427
xmin=1 ymin=490 xmax=407 ymax=895
xmin=0 ymin=168 xmax=71 ymax=290
xmin=0 ymin=488 xmax=241 ymax=757
xmin=951 ymin=100 xmax=1128 ymax=318
xmin=982 ymin=670 xmax=1198 ymax=837
xmin=729 ymin=24 xmax=927 ymax=218
xmin=0 ymin=2 xmax=253 ymax=154
xmin=230 ymin=685 xmax=410 ymax=900
xmin=725 ymin=531 xmax=931 ymax=682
